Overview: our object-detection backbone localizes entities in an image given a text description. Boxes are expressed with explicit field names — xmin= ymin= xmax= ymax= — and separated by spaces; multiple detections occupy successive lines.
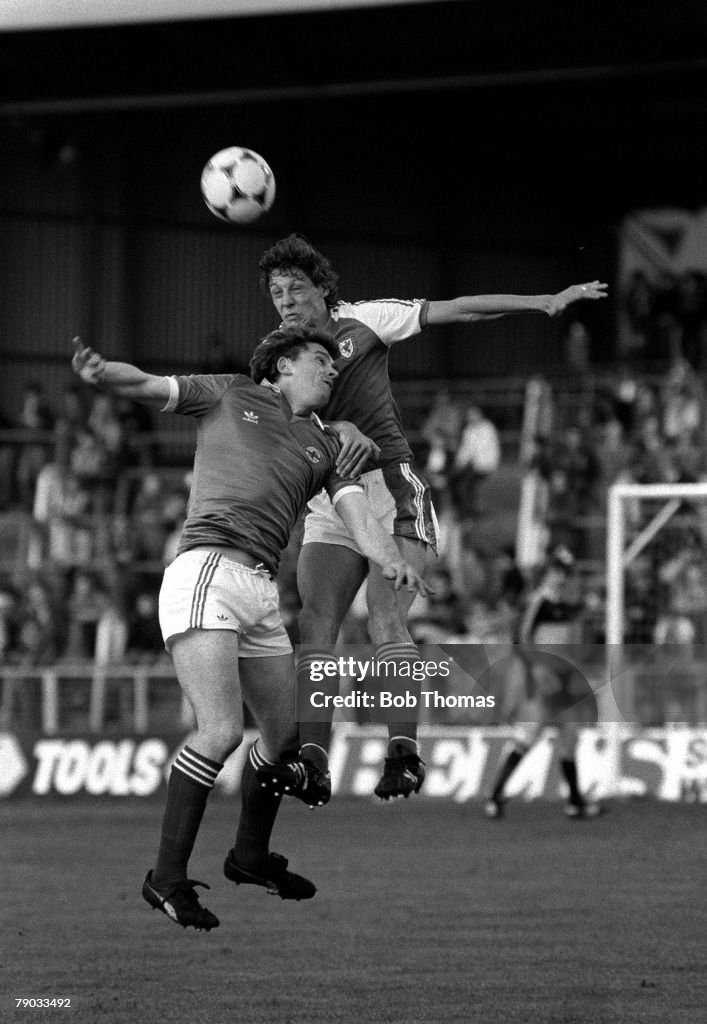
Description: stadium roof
xmin=0 ymin=0 xmax=705 ymax=205
xmin=0 ymin=0 xmax=705 ymax=119
xmin=0 ymin=0 xmax=432 ymax=32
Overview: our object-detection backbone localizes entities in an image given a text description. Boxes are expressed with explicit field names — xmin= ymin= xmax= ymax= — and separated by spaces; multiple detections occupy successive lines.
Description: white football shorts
xmin=159 ymin=549 xmax=292 ymax=657
xmin=303 ymin=463 xmax=438 ymax=553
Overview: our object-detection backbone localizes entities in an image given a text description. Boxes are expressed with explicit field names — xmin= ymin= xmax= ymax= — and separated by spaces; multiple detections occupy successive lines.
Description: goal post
xmin=605 ymin=481 xmax=707 ymax=725
xmin=606 ymin=481 xmax=707 ymax=645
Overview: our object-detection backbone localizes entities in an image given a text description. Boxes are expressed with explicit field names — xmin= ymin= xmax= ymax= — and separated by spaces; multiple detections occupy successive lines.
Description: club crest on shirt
xmin=305 ymin=446 xmax=323 ymax=464
xmin=338 ymin=336 xmax=356 ymax=359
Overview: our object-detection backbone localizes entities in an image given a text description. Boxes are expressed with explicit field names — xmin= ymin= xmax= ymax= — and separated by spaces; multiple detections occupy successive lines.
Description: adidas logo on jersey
xmin=242 ymin=410 xmax=259 ymax=423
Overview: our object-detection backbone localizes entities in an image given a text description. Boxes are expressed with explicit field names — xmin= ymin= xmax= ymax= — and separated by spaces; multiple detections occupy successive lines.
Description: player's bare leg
xmin=294 ymin=542 xmax=369 ymax=792
xmin=223 ymin=654 xmax=316 ymax=900
xmin=144 ymin=628 xmax=244 ymax=930
xmin=367 ymin=536 xmax=429 ymax=799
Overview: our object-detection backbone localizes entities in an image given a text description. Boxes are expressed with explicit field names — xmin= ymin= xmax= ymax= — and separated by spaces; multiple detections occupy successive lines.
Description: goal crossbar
xmin=606 ymin=482 xmax=707 ymax=646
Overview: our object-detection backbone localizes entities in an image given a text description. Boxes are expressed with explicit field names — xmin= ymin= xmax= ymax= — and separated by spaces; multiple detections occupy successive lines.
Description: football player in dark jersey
xmin=256 ymin=233 xmax=607 ymax=803
xmin=484 ymin=545 xmax=602 ymax=819
xmin=72 ymin=326 xmax=428 ymax=931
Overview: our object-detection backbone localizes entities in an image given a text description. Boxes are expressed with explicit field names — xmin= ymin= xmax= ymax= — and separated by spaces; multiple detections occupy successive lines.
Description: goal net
xmin=605 ymin=481 xmax=707 ymax=725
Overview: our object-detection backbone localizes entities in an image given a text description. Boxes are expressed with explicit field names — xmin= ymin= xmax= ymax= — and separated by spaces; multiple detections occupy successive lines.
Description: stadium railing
xmin=0 ymin=664 xmax=192 ymax=735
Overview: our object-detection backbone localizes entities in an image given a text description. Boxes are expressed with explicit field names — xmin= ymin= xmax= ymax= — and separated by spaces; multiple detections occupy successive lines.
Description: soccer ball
xmin=200 ymin=146 xmax=276 ymax=224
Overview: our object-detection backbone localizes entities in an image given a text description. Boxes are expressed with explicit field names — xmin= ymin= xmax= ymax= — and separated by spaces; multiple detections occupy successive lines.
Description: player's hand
xmin=381 ymin=561 xmax=432 ymax=595
xmin=547 ymin=281 xmax=609 ymax=317
xmin=71 ymin=336 xmax=106 ymax=385
xmin=332 ymin=421 xmax=381 ymax=478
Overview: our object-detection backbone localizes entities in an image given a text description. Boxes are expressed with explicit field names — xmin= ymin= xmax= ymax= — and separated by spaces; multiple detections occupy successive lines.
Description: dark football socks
xmin=152 ymin=745 xmax=223 ymax=889
xmin=491 ymin=745 xmax=528 ymax=801
xmin=296 ymin=651 xmax=339 ymax=755
xmin=375 ymin=641 xmax=421 ymax=743
xmin=560 ymin=758 xmax=583 ymax=806
xmin=231 ymin=742 xmax=283 ymax=870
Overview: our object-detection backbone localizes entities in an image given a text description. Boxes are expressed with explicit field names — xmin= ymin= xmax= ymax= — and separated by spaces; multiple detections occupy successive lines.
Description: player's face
xmin=269 ymin=269 xmax=329 ymax=328
xmin=287 ymin=342 xmax=338 ymax=412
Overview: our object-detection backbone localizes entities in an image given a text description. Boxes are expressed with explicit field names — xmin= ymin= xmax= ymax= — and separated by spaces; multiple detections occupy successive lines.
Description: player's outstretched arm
xmin=71 ymin=336 xmax=171 ymax=408
xmin=328 ymin=420 xmax=381 ymax=478
xmin=426 ymin=280 xmax=608 ymax=325
xmin=334 ymin=491 xmax=430 ymax=595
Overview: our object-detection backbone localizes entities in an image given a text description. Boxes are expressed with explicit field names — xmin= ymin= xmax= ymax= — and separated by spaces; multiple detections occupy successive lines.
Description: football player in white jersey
xmin=256 ymin=233 xmax=607 ymax=805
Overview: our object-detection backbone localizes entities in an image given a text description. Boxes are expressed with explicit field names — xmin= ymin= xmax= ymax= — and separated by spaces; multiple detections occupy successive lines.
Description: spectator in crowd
xmin=158 ymin=482 xmax=189 ymax=563
xmin=422 ymin=431 xmax=452 ymax=513
xmin=16 ymin=577 xmax=62 ymax=666
xmin=130 ymin=472 xmax=173 ymax=562
xmin=0 ymin=579 xmax=20 ymax=665
xmin=0 ymin=409 xmax=17 ymax=511
xmin=62 ymin=569 xmax=108 ymax=663
xmin=108 ymin=514 xmax=138 ymax=567
xmin=561 ymin=319 xmax=593 ymax=386
xmin=125 ymin=585 xmax=166 ymax=664
xmin=15 ymin=382 xmax=54 ymax=509
xmin=623 ymin=553 xmax=658 ymax=644
xmin=675 ymin=270 xmax=707 ymax=371
xmin=114 ymin=396 xmax=158 ymax=468
xmin=3 ymin=577 xmax=64 ymax=726
xmin=53 ymin=382 xmax=87 ymax=451
xmin=610 ymin=364 xmax=643 ymax=435
xmin=661 ymin=358 xmax=703 ymax=443
xmin=69 ymin=425 xmax=109 ymax=506
xmin=421 ymin=389 xmax=463 ymax=459
xmin=30 ymin=436 xmax=95 ymax=574
xmin=667 ymin=429 xmax=705 ymax=483
xmin=449 ymin=405 xmax=502 ymax=517
xmin=93 ymin=567 xmax=131 ymax=668
xmin=484 ymin=546 xmax=526 ymax=614
xmin=545 ymin=426 xmax=600 ymax=553
xmin=420 ymin=388 xmax=464 ymax=514
xmin=593 ymin=418 xmax=632 ymax=504
xmin=655 ymin=547 xmax=707 ymax=647
xmin=629 ymin=414 xmax=679 ymax=484
xmin=623 ymin=269 xmax=658 ymax=356
xmin=87 ymin=391 xmax=127 ymax=467
xmin=623 ymin=268 xmax=679 ymax=362
xmin=0 ymin=384 xmax=53 ymax=511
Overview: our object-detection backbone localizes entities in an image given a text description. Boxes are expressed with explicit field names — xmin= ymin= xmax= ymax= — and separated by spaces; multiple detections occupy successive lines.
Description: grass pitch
xmin=3 ymin=797 xmax=705 ymax=1023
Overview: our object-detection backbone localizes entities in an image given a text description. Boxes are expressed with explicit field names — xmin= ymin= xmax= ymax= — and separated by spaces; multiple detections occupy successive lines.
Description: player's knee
xmin=367 ymin=605 xmax=410 ymax=646
xmin=199 ymin=720 xmax=243 ymax=760
xmin=298 ymin=606 xmax=342 ymax=646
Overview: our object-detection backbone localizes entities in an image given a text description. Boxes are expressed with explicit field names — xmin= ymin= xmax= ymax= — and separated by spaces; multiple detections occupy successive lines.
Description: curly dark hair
xmin=258 ymin=233 xmax=340 ymax=309
xmin=249 ymin=325 xmax=339 ymax=384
